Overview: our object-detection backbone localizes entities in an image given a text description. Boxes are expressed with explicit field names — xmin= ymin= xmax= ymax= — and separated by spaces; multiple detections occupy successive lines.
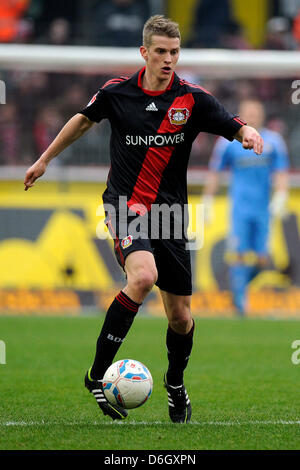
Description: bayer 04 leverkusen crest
xmin=121 ymin=235 xmax=133 ymax=249
xmin=168 ymin=108 xmax=190 ymax=125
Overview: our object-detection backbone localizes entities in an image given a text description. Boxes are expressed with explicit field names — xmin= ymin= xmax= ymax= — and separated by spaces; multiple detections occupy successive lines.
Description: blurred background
xmin=1 ymin=0 xmax=300 ymax=317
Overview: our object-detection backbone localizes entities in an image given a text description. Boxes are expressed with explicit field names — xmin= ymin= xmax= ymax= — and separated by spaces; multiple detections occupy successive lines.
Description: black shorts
xmin=105 ymin=206 xmax=192 ymax=296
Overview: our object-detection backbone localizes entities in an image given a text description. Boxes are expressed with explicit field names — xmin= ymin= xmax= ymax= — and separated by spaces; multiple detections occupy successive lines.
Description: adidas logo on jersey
xmin=146 ymin=102 xmax=158 ymax=111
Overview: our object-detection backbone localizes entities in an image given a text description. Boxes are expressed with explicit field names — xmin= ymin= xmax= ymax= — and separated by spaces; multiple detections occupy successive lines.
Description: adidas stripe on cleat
xmin=164 ymin=374 xmax=192 ymax=423
xmin=84 ymin=369 xmax=128 ymax=421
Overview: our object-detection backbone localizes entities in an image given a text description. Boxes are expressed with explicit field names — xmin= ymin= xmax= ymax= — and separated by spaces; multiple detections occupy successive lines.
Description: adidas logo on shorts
xmin=146 ymin=102 xmax=158 ymax=111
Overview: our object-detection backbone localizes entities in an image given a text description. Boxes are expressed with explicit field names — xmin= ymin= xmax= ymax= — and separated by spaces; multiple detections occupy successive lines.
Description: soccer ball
xmin=102 ymin=359 xmax=153 ymax=409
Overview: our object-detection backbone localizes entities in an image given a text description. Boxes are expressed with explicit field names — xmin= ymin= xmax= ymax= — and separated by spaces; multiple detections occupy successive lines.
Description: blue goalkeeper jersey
xmin=209 ymin=128 xmax=289 ymax=216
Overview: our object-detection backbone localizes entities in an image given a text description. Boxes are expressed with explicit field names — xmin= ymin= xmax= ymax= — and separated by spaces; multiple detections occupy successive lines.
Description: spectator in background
xmin=221 ymin=22 xmax=251 ymax=50
xmin=55 ymin=82 xmax=110 ymax=165
xmin=0 ymin=104 xmax=20 ymax=164
xmin=292 ymin=10 xmax=300 ymax=47
xmin=15 ymin=71 xmax=49 ymax=135
xmin=267 ymin=0 xmax=300 ymax=49
xmin=60 ymin=121 xmax=111 ymax=166
xmin=187 ymin=0 xmax=245 ymax=49
xmin=92 ymin=0 xmax=150 ymax=46
xmin=266 ymin=114 xmax=288 ymax=136
xmin=27 ymin=0 xmax=79 ymax=44
xmin=0 ymin=0 xmax=30 ymax=43
xmin=263 ymin=16 xmax=295 ymax=50
xmin=33 ymin=105 xmax=64 ymax=156
xmin=44 ymin=18 xmax=72 ymax=46
xmin=56 ymin=83 xmax=89 ymax=122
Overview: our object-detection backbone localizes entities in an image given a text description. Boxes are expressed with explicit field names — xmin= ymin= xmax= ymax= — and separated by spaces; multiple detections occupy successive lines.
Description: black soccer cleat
xmin=164 ymin=374 xmax=192 ymax=423
xmin=84 ymin=369 xmax=128 ymax=421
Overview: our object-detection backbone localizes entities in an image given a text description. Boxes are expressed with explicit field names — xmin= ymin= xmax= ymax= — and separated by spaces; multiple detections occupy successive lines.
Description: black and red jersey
xmin=80 ymin=67 xmax=245 ymax=214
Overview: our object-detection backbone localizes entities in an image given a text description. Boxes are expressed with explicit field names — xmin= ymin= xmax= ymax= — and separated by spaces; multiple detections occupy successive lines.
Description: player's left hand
xmin=237 ymin=125 xmax=264 ymax=155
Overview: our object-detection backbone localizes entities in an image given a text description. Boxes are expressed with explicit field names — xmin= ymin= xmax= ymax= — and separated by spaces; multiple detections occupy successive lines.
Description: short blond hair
xmin=143 ymin=15 xmax=181 ymax=48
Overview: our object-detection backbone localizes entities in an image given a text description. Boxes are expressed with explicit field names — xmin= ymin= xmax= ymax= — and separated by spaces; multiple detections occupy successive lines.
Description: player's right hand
xmin=24 ymin=159 xmax=47 ymax=191
xmin=269 ymin=190 xmax=288 ymax=219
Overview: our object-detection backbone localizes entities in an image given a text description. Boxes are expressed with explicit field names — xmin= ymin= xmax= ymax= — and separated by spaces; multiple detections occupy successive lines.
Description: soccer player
xmin=24 ymin=15 xmax=263 ymax=423
xmin=203 ymin=98 xmax=289 ymax=315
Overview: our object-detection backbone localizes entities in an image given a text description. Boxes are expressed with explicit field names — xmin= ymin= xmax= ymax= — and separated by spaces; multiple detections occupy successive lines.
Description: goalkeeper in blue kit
xmin=203 ymin=99 xmax=289 ymax=315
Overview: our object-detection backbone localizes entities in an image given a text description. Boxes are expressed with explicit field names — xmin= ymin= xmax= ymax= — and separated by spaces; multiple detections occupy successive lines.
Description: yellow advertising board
xmin=0 ymin=180 xmax=300 ymax=317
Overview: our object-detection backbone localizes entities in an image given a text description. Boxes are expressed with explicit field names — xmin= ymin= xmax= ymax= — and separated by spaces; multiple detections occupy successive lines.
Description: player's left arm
xmin=202 ymin=137 xmax=230 ymax=224
xmin=234 ymin=125 xmax=264 ymax=155
xmin=195 ymin=93 xmax=263 ymax=154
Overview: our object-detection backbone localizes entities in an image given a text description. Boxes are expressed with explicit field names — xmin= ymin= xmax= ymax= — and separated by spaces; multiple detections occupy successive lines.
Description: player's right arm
xmin=269 ymin=133 xmax=290 ymax=218
xmin=24 ymin=113 xmax=94 ymax=191
xmin=202 ymin=171 xmax=220 ymax=223
xmin=202 ymin=137 xmax=230 ymax=223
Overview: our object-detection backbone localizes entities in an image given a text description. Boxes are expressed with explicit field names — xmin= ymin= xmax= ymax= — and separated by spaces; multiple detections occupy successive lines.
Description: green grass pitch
xmin=0 ymin=315 xmax=299 ymax=450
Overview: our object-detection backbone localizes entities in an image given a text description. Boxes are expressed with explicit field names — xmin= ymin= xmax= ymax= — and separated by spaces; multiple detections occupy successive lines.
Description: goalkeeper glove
xmin=269 ymin=190 xmax=288 ymax=218
xmin=202 ymin=194 xmax=214 ymax=224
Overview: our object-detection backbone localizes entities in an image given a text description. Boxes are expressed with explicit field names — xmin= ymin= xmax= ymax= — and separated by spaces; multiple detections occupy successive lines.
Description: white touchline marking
xmin=1 ymin=420 xmax=300 ymax=426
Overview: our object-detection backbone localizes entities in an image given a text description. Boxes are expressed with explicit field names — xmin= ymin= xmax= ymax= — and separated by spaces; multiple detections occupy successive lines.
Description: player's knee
xmin=137 ymin=271 xmax=157 ymax=294
xmin=168 ymin=306 xmax=192 ymax=334
xmin=129 ymin=268 xmax=158 ymax=295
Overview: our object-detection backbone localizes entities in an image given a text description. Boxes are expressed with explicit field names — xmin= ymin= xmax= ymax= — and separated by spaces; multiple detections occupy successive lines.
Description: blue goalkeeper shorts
xmin=227 ymin=210 xmax=270 ymax=256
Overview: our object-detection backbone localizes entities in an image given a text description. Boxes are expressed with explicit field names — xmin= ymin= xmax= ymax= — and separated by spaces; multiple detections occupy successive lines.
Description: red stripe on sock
xmin=116 ymin=292 xmax=139 ymax=313
xmin=117 ymin=292 xmax=134 ymax=309
xmin=118 ymin=292 xmax=139 ymax=311
xmin=116 ymin=296 xmax=137 ymax=312
xmin=116 ymin=296 xmax=138 ymax=313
